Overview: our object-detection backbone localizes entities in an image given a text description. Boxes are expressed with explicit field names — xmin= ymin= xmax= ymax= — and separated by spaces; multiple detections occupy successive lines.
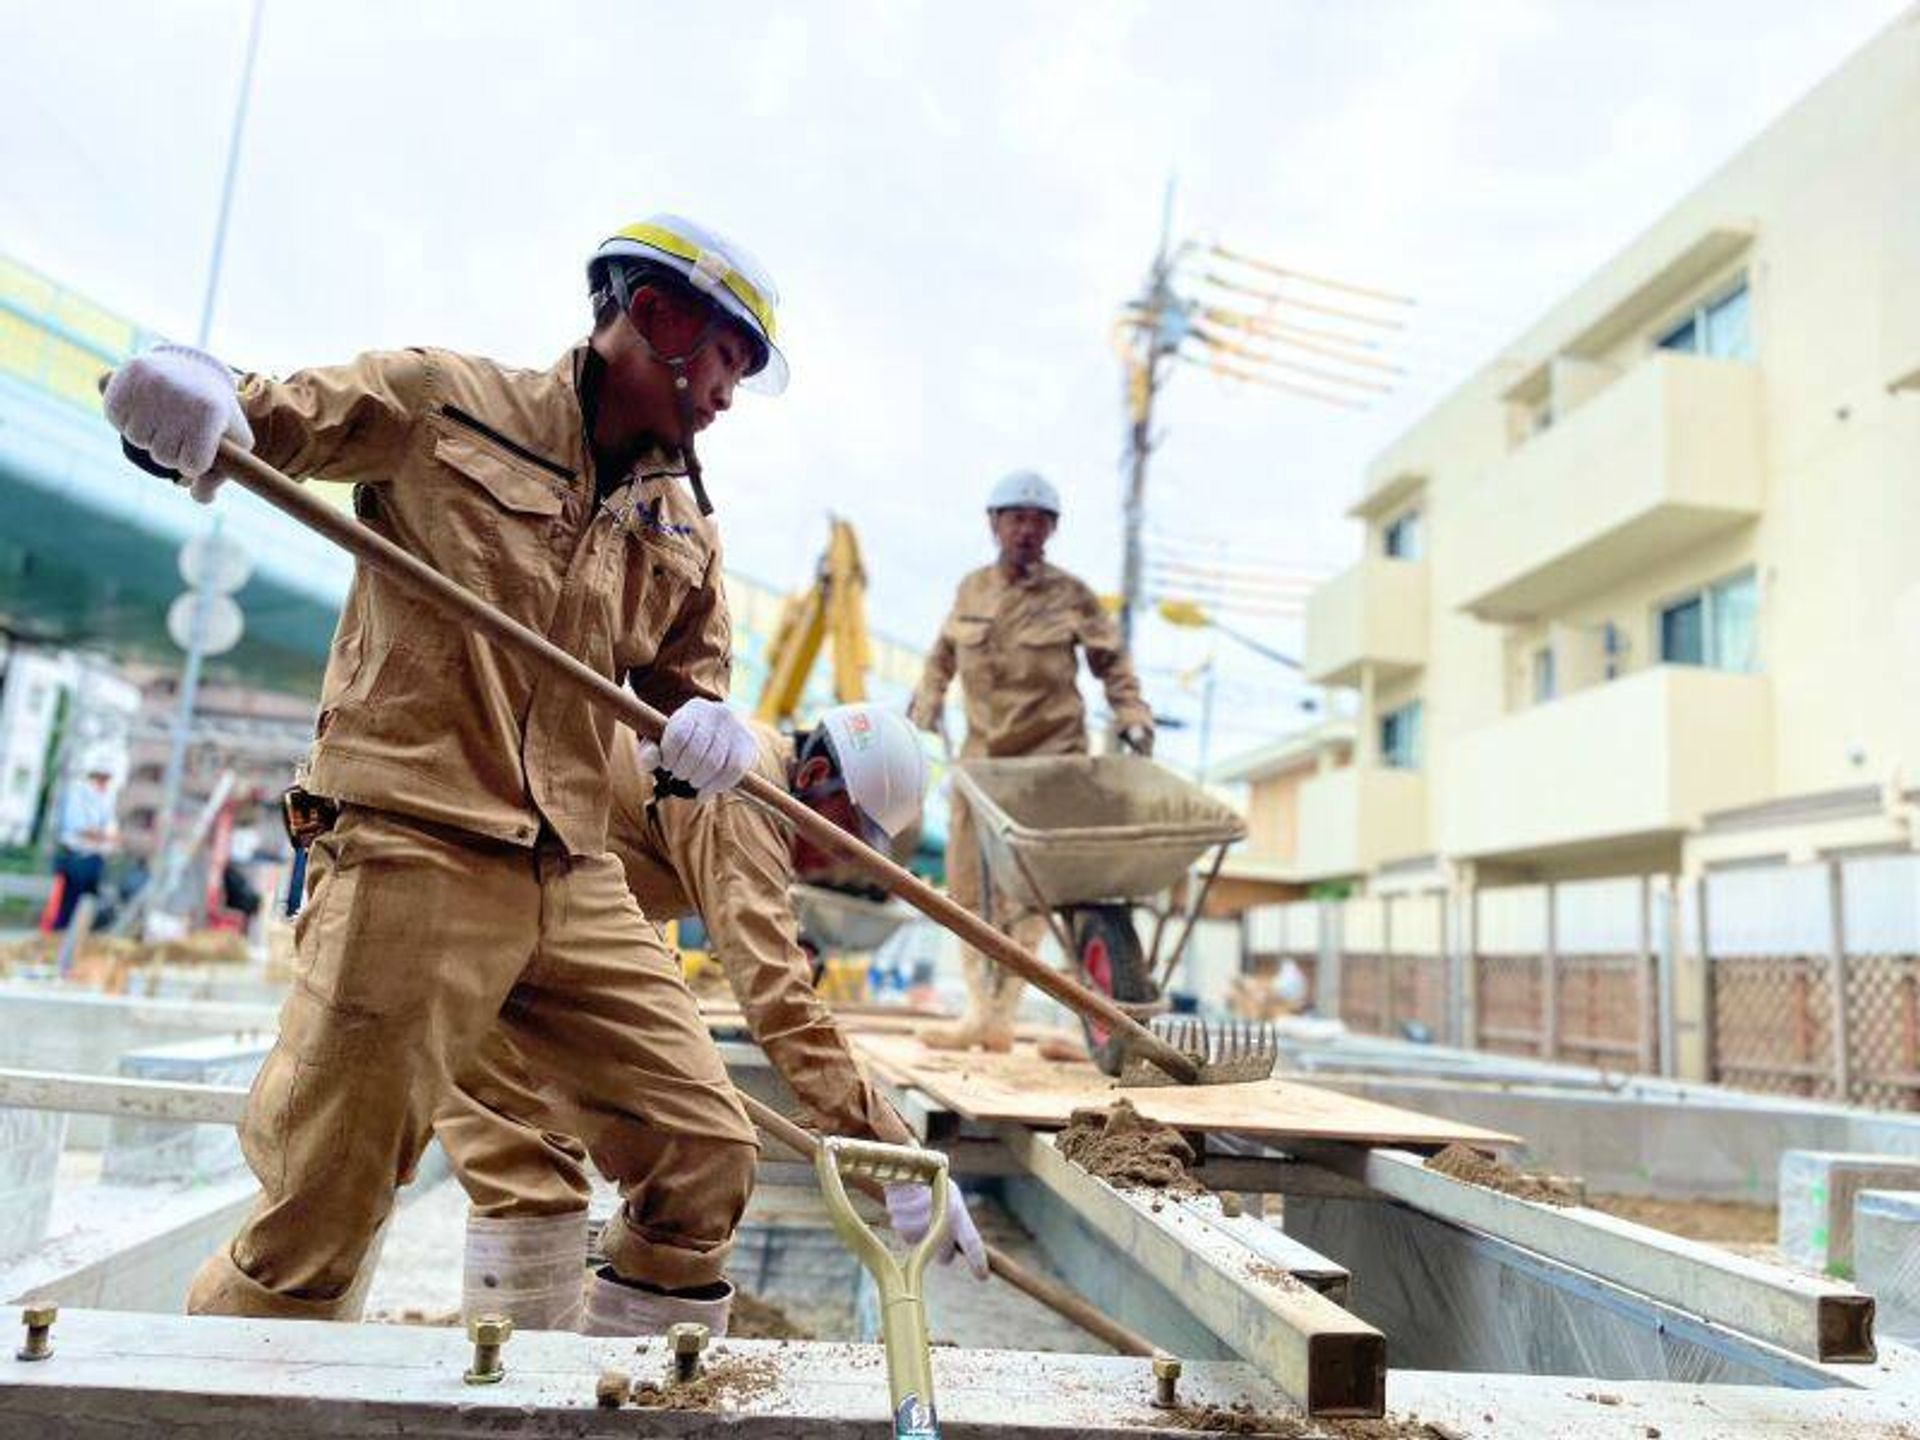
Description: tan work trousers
xmin=945 ymin=786 xmax=1050 ymax=1012
xmin=434 ymin=1027 xmax=596 ymax=1217
xmin=187 ymin=805 xmax=757 ymax=1320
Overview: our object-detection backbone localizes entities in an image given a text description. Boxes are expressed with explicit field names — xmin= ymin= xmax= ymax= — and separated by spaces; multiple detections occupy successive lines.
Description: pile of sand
xmin=1056 ymin=1098 xmax=1205 ymax=1197
xmin=1424 ymin=1144 xmax=1580 ymax=1207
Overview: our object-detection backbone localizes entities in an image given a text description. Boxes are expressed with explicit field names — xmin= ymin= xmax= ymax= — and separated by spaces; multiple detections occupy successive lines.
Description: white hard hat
xmin=818 ymin=705 xmax=928 ymax=839
xmin=80 ymin=747 xmax=117 ymax=778
xmin=589 ymin=214 xmax=788 ymax=394
xmin=1275 ymin=958 xmax=1308 ymax=1008
xmin=987 ymin=470 xmax=1060 ymax=516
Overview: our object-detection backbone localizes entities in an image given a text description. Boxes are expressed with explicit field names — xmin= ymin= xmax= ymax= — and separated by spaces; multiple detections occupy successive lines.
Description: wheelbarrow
xmin=951 ymin=754 xmax=1246 ymax=1075
xmin=790 ymin=883 xmax=917 ymax=956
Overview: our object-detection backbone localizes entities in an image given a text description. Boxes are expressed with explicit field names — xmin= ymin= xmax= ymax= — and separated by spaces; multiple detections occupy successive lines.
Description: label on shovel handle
xmin=895 ymin=1393 xmax=938 ymax=1438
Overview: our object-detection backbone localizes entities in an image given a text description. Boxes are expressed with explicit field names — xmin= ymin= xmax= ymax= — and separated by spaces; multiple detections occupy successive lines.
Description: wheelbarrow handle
xmin=181 ymin=432 xmax=1202 ymax=1086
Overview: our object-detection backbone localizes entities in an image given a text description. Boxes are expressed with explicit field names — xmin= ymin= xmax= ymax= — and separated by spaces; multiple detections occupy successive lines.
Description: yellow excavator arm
xmin=754 ymin=518 xmax=870 ymax=726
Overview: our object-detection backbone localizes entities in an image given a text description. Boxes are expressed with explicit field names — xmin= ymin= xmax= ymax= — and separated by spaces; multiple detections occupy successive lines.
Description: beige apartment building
xmin=1293 ymin=10 xmax=1920 ymax=891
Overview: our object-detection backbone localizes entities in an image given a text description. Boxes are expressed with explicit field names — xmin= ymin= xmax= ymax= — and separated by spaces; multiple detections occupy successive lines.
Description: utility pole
xmin=1112 ymin=203 xmax=1414 ymax=753
xmin=150 ymin=0 xmax=264 ymax=913
xmin=1118 ymin=176 xmax=1180 ymax=657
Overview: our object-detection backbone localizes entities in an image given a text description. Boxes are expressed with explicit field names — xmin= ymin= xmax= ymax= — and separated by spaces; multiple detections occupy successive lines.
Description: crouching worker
xmin=435 ymin=704 xmax=991 ymax=1335
xmin=102 ymin=215 xmax=785 ymax=1324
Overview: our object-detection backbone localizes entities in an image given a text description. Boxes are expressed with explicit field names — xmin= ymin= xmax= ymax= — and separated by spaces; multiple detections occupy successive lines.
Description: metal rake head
xmin=1118 ymin=1015 xmax=1279 ymax=1087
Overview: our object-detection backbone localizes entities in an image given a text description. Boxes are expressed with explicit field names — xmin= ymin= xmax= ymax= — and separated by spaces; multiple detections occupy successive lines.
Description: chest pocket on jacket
xmin=1011 ymin=615 xmax=1079 ymax=688
xmin=434 ymin=429 xmax=567 ymax=515
xmin=431 ymin=428 xmax=568 ymax=605
xmin=949 ymin=616 xmax=994 ymax=689
xmin=612 ymin=528 xmax=706 ymax=672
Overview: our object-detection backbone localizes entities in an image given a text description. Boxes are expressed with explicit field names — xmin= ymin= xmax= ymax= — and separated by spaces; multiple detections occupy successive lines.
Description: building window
xmin=1656 ymin=277 xmax=1752 ymax=361
xmin=1659 ymin=569 xmax=1758 ymax=672
xmin=1379 ymin=701 xmax=1422 ymax=770
xmin=1382 ymin=510 xmax=1423 ymax=560
xmin=1531 ymin=646 xmax=1557 ymax=704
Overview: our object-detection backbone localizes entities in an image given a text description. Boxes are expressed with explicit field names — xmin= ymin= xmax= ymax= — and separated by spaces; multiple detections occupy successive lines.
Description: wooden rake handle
xmin=196 ymin=437 xmax=1203 ymax=1086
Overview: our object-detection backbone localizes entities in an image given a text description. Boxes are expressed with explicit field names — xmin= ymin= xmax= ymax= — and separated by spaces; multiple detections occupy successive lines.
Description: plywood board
xmin=852 ymin=1034 xmax=1520 ymax=1149
xmin=700 ymin=1000 xmax=1056 ymax=1041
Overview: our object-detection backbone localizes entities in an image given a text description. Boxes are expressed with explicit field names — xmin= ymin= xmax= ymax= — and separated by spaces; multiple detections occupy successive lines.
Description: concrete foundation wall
xmin=1855 ymin=1189 xmax=1920 ymax=1343
xmin=1317 ymin=1074 xmax=1854 ymax=1200
xmin=0 ymin=1107 xmax=66 ymax=1259
xmin=0 ymin=985 xmax=277 ymax=1148
xmin=1779 ymin=1151 xmax=1920 ymax=1277
xmin=101 ymin=1036 xmax=274 ymax=1185
xmin=1285 ymin=1194 xmax=1823 ymax=1386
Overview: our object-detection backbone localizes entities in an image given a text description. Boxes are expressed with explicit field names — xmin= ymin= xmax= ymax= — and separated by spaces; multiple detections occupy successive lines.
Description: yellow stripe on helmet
xmin=614 ymin=222 xmax=778 ymax=344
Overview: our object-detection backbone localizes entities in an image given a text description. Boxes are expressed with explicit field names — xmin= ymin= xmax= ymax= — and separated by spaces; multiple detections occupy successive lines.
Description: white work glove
xmin=1119 ymin=724 xmax=1155 ymax=758
xmin=885 ymin=1180 xmax=990 ymax=1281
xmin=637 ymin=698 xmax=757 ymax=796
xmin=102 ymin=344 xmax=254 ymax=503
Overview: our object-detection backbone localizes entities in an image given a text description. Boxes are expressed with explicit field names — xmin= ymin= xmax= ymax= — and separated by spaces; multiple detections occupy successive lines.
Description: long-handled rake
xmin=118 ymin=412 xmax=1273 ymax=1088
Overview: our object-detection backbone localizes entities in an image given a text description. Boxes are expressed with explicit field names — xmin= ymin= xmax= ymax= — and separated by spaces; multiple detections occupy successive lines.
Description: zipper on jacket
xmin=439 ymin=404 xmax=574 ymax=482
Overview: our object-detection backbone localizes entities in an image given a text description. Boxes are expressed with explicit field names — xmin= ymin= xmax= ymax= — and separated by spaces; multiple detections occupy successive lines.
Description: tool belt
xmin=280 ymin=785 xmax=340 ymax=852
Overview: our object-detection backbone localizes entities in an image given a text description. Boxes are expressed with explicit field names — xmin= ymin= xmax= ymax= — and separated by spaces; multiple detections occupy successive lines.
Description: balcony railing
xmin=1454 ymin=351 xmax=1764 ymax=622
xmin=1303 ymin=557 xmax=1428 ymax=688
xmin=1438 ymin=665 xmax=1773 ymax=859
xmin=1295 ymin=765 xmax=1430 ymax=880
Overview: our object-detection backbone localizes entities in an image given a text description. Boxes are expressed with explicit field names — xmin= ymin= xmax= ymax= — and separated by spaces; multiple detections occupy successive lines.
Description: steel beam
xmin=997 ymin=1125 xmax=1385 ymax=1417
xmin=0 ymin=1068 xmax=247 ymax=1125
xmin=1299 ymin=1143 xmax=1876 ymax=1363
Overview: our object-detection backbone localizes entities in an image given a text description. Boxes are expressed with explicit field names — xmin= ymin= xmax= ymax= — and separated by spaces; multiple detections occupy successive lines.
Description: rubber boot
xmin=919 ymin=948 xmax=1019 ymax=1053
xmin=462 ymin=1210 xmax=590 ymax=1332
xmin=582 ymin=1268 xmax=733 ymax=1337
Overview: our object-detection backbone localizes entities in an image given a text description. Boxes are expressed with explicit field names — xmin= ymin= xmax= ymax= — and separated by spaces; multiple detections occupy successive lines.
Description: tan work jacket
xmin=608 ymin=727 xmax=913 ymax=1147
xmin=240 ymin=345 xmax=729 ymax=857
xmin=910 ymin=561 xmax=1151 ymax=758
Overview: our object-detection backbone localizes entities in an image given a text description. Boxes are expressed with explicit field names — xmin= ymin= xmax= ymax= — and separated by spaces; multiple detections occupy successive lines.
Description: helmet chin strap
xmin=621 ymin=302 xmax=718 ymax=516
xmin=665 ymin=357 xmax=714 ymax=517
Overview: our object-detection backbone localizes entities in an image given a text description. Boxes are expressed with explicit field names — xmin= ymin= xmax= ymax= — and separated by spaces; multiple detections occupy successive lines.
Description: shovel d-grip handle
xmin=816 ymin=1137 xmax=945 ymax=1439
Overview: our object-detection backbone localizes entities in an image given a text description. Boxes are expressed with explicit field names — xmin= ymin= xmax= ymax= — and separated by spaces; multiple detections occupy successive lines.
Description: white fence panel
xmin=1244 ymin=904 xmax=1285 ymax=954
xmin=1283 ymin=901 xmax=1321 ymax=953
xmin=1476 ymin=885 xmax=1548 ymax=955
xmin=1342 ymin=896 xmax=1386 ymax=951
xmin=1844 ymin=854 xmax=1920 ymax=954
xmin=1556 ymin=876 xmax=1644 ymax=953
xmin=1389 ymin=893 xmax=1445 ymax=956
xmin=1705 ymin=864 xmax=1830 ymax=957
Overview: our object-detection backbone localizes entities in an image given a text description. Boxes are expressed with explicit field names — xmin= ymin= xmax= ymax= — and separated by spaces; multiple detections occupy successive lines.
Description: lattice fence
xmin=1555 ymin=954 xmax=1654 ymax=1070
xmin=1475 ymin=954 xmax=1544 ymax=1056
xmin=1711 ymin=954 xmax=1840 ymax=1100
xmin=1237 ymin=856 xmax=1920 ymax=1104
xmin=1340 ymin=952 xmax=1390 ymax=1036
xmin=1387 ymin=953 xmax=1448 ymax=1038
xmin=1844 ymin=953 xmax=1920 ymax=1111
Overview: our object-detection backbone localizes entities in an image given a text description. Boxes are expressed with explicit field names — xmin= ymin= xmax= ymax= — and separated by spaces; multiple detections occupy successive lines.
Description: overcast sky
xmin=3 ymin=0 xmax=1906 ymax=768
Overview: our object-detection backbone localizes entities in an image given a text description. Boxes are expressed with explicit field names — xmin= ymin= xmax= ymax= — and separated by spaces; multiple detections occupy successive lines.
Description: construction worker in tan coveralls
xmin=102 ymin=215 xmax=789 ymax=1337
xmin=435 ymin=705 xmax=989 ymax=1331
xmin=908 ymin=471 xmax=1154 ymax=1052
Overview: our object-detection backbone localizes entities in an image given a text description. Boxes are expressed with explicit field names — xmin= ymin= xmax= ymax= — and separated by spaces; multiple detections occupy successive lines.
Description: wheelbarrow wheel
xmin=1072 ymin=904 xmax=1158 ymax=1077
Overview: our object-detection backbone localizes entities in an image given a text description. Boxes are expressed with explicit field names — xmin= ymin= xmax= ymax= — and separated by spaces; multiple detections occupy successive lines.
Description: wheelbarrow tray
xmin=791 ymin=883 xmax=917 ymax=953
xmin=951 ymin=755 xmax=1246 ymax=913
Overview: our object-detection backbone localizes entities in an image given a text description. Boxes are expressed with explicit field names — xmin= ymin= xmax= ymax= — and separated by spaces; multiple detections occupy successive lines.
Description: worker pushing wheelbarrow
xmin=950 ymin=753 xmax=1246 ymax=1074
